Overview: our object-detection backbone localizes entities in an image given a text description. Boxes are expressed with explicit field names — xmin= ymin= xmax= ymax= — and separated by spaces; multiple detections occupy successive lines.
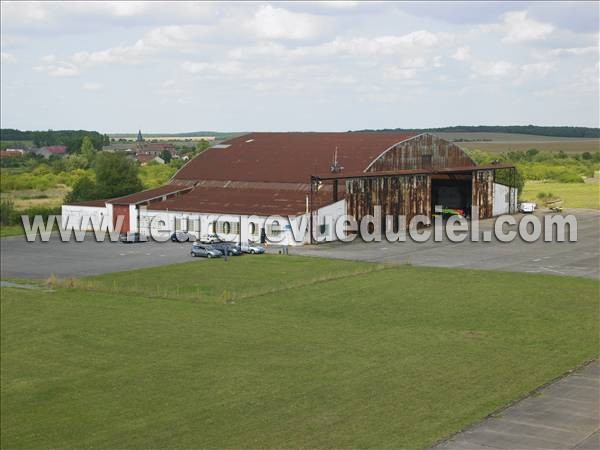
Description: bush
xmin=557 ymin=173 xmax=584 ymax=183
xmin=0 ymin=202 xmax=61 ymax=226
xmin=0 ymin=199 xmax=15 ymax=225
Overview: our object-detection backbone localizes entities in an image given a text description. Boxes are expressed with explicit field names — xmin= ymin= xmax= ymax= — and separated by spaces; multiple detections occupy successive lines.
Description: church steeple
xmin=136 ymin=129 xmax=143 ymax=142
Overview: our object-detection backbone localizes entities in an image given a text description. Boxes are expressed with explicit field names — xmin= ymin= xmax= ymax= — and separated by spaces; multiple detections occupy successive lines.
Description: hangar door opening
xmin=431 ymin=174 xmax=472 ymax=218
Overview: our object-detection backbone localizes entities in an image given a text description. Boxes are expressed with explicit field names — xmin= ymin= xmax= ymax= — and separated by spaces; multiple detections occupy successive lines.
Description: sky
xmin=1 ymin=1 xmax=599 ymax=133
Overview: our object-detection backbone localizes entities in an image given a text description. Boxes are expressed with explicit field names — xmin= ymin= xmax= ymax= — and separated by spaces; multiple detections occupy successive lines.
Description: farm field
xmin=435 ymin=132 xmax=600 ymax=154
xmin=522 ymin=181 xmax=600 ymax=209
xmin=0 ymin=186 xmax=69 ymax=209
xmin=2 ymin=256 xmax=598 ymax=449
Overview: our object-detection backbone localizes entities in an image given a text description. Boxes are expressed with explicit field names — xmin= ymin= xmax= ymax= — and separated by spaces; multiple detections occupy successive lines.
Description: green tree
xmin=195 ymin=139 xmax=211 ymax=154
xmin=64 ymin=175 xmax=97 ymax=204
xmin=94 ymin=152 xmax=143 ymax=199
xmin=103 ymin=134 xmax=110 ymax=146
xmin=525 ymin=148 xmax=539 ymax=160
xmin=80 ymin=136 xmax=96 ymax=165
xmin=65 ymin=154 xmax=89 ymax=171
xmin=160 ymin=150 xmax=172 ymax=163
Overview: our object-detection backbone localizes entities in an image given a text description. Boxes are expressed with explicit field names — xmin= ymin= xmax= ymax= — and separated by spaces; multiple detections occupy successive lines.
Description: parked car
xmin=119 ymin=232 xmax=147 ymax=243
xmin=199 ymin=233 xmax=220 ymax=243
xmin=171 ymin=231 xmax=195 ymax=242
xmin=519 ymin=202 xmax=536 ymax=213
xmin=190 ymin=243 xmax=222 ymax=258
xmin=240 ymin=243 xmax=265 ymax=254
xmin=211 ymin=242 xmax=242 ymax=256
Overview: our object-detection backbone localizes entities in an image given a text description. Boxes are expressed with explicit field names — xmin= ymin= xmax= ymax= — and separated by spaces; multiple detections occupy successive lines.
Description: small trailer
xmin=545 ymin=198 xmax=563 ymax=213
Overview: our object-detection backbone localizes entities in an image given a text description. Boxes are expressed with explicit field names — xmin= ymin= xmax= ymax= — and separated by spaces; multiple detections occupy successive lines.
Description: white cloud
xmin=81 ymin=82 xmax=104 ymax=91
xmin=246 ymin=5 xmax=326 ymax=41
xmin=452 ymin=46 xmax=471 ymax=61
xmin=383 ymin=55 xmax=443 ymax=80
xmin=501 ymin=11 xmax=554 ymax=43
xmin=1 ymin=52 xmax=16 ymax=63
xmin=181 ymin=61 xmax=243 ymax=75
xmin=34 ymin=59 xmax=79 ymax=77
xmin=230 ymin=30 xmax=453 ymax=61
xmin=471 ymin=60 xmax=516 ymax=78
xmin=1 ymin=1 xmax=215 ymax=34
xmin=181 ymin=60 xmax=283 ymax=81
xmin=322 ymin=30 xmax=450 ymax=56
xmin=383 ymin=67 xmax=418 ymax=80
xmin=548 ymin=46 xmax=598 ymax=57
xmin=72 ymin=25 xmax=202 ymax=66
xmin=521 ymin=62 xmax=554 ymax=77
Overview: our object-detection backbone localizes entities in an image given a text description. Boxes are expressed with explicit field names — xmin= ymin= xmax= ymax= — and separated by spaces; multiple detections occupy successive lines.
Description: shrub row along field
xmin=2 ymin=256 xmax=598 ymax=449
xmin=458 ymin=139 xmax=600 ymax=155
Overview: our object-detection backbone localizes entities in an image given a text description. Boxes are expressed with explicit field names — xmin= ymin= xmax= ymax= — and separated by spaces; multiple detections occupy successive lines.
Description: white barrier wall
xmin=61 ymin=205 xmax=109 ymax=231
xmin=493 ymin=183 xmax=518 ymax=216
xmin=142 ymin=199 xmax=347 ymax=246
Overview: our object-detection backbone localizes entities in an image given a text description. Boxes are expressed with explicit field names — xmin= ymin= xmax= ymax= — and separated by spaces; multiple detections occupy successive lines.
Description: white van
xmin=518 ymin=202 xmax=536 ymax=213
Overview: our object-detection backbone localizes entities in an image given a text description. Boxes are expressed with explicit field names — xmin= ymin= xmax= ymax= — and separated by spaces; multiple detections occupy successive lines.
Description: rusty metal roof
xmin=149 ymin=186 xmax=331 ymax=216
xmin=173 ymin=132 xmax=417 ymax=183
xmin=313 ymin=163 xmax=516 ymax=180
xmin=65 ymin=199 xmax=109 ymax=207
xmin=109 ymin=185 xmax=193 ymax=205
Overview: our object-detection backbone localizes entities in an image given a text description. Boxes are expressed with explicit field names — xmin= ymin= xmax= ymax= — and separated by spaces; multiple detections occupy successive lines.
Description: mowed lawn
xmin=522 ymin=182 xmax=600 ymax=209
xmin=1 ymin=256 xmax=598 ymax=449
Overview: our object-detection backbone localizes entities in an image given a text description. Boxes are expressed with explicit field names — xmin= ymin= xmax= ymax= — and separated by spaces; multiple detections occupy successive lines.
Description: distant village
xmin=0 ymin=130 xmax=215 ymax=166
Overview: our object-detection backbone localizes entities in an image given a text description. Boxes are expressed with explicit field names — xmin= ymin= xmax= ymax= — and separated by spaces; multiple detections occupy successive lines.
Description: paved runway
xmin=432 ymin=361 xmax=599 ymax=450
xmin=0 ymin=210 xmax=598 ymax=280
xmin=290 ymin=209 xmax=600 ymax=279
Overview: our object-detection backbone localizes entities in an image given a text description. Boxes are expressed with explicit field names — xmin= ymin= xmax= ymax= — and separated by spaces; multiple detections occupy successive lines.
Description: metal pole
xmin=309 ymin=175 xmax=315 ymax=244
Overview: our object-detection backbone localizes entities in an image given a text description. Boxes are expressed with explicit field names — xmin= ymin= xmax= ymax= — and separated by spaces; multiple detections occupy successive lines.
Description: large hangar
xmin=62 ymin=132 xmax=517 ymax=244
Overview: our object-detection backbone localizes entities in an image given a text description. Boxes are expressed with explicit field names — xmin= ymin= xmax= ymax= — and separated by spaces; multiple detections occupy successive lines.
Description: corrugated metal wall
xmin=367 ymin=134 xmax=475 ymax=172
xmin=472 ymin=170 xmax=494 ymax=219
xmin=345 ymin=175 xmax=431 ymax=229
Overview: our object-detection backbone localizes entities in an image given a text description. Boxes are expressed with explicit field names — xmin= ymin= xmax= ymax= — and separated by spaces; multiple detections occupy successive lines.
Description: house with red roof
xmin=34 ymin=145 xmax=68 ymax=158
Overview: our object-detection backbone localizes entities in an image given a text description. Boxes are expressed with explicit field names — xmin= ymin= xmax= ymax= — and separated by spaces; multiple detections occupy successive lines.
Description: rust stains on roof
xmin=109 ymin=185 xmax=193 ymax=206
xmin=149 ymin=186 xmax=331 ymax=216
xmin=313 ymin=163 xmax=516 ymax=180
xmin=173 ymin=132 xmax=417 ymax=183
xmin=64 ymin=199 xmax=109 ymax=207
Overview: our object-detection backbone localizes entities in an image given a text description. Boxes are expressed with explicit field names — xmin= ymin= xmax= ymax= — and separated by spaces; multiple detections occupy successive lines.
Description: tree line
xmin=0 ymin=128 xmax=109 ymax=152
xmin=352 ymin=125 xmax=600 ymax=138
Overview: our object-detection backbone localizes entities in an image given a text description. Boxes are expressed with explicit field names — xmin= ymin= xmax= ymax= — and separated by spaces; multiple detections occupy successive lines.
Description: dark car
xmin=119 ymin=232 xmax=147 ymax=243
xmin=171 ymin=231 xmax=195 ymax=242
xmin=211 ymin=241 xmax=242 ymax=256
xmin=190 ymin=243 xmax=222 ymax=258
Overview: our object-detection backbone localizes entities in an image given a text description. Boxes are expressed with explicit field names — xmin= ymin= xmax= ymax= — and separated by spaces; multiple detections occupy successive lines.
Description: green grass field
xmin=1 ymin=256 xmax=598 ymax=449
xmin=522 ymin=182 xmax=600 ymax=209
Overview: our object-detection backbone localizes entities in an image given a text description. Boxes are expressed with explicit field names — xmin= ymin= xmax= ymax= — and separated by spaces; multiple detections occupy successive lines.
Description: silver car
xmin=240 ymin=243 xmax=265 ymax=254
xmin=190 ymin=243 xmax=222 ymax=259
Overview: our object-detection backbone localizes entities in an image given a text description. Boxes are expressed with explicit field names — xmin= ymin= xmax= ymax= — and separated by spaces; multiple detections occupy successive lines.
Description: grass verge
xmin=1 ymin=256 xmax=598 ymax=449
xmin=0 ymin=224 xmax=24 ymax=238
